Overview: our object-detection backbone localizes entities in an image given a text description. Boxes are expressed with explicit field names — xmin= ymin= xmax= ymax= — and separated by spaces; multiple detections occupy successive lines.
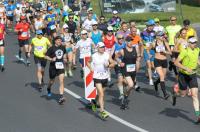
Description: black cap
xmin=125 ymin=36 xmax=133 ymax=42
xmin=54 ymin=36 xmax=62 ymax=41
xmin=183 ymin=19 xmax=190 ymax=26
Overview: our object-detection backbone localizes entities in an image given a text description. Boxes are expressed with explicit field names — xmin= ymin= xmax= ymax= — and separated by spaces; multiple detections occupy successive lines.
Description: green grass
xmin=91 ymin=0 xmax=200 ymax=27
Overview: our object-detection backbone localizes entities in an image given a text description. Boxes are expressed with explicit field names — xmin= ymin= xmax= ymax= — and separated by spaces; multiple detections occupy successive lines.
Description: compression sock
xmin=0 ymin=55 xmax=4 ymax=66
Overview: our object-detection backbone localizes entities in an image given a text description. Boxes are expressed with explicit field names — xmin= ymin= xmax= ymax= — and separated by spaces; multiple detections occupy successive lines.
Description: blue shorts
xmin=66 ymin=47 xmax=73 ymax=53
xmin=79 ymin=58 xmax=84 ymax=67
xmin=143 ymin=49 xmax=155 ymax=62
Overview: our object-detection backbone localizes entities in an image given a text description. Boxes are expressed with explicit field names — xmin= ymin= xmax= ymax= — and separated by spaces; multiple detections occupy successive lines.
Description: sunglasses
xmin=69 ymin=17 xmax=74 ymax=19
xmin=92 ymin=24 xmax=98 ymax=26
xmin=118 ymin=37 xmax=124 ymax=40
xmin=170 ymin=19 xmax=176 ymax=21
xmin=82 ymin=33 xmax=87 ymax=35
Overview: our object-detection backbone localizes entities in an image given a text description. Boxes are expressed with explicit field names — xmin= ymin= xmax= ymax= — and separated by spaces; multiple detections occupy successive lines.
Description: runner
xmin=153 ymin=31 xmax=171 ymax=99
xmin=0 ymin=2 xmax=6 ymax=24
xmin=14 ymin=16 xmax=31 ymax=66
xmin=28 ymin=30 xmax=51 ymax=91
xmin=34 ymin=15 xmax=45 ymax=34
xmin=141 ymin=19 xmax=156 ymax=85
xmin=116 ymin=22 xmax=130 ymax=39
xmin=87 ymin=42 xmax=115 ymax=118
xmin=153 ymin=18 xmax=165 ymax=33
xmin=174 ymin=36 xmax=200 ymax=124
xmin=98 ymin=16 xmax=108 ymax=33
xmin=89 ymin=20 xmax=102 ymax=46
xmin=5 ymin=0 xmax=15 ymax=30
xmin=183 ymin=19 xmax=197 ymax=40
xmin=61 ymin=24 xmax=74 ymax=77
xmin=0 ymin=17 xmax=6 ymax=72
xmin=75 ymin=30 xmax=94 ymax=78
xmin=14 ymin=4 xmax=22 ymax=23
xmin=114 ymin=34 xmax=126 ymax=100
xmin=165 ymin=16 xmax=181 ymax=79
xmin=45 ymin=36 xmax=67 ymax=105
xmin=116 ymin=36 xmax=138 ymax=109
xmin=108 ymin=10 xmax=121 ymax=31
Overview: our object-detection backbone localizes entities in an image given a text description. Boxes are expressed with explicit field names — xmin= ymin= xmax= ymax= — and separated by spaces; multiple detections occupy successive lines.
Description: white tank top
xmin=92 ymin=52 xmax=110 ymax=79
xmin=34 ymin=19 xmax=43 ymax=30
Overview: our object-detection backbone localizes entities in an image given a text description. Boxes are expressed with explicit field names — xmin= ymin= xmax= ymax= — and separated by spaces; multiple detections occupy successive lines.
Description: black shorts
xmin=42 ymin=28 xmax=46 ymax=35
xmin=0 ymin=40 xmax=5 ymax=47
xmin=94 ymin=78 xmax=108 ymax=88
xmin=123 ymin=69 xmax=136 ymax=80
xmin=172 ymin=52 xmax=179 ymax=59
xmin=18 ymin=39 xmax=29 ymax=47
xmin=154 ymin=58 xmax=168 ymax=68
xmin=178 ymin=72 xmax=198 ymax=90
xmin=34 ymin=56 xmax=47 ymax=68
xmin=7 ymin=16 xmax=14 ymax=21
xmin=49 ymin=66 xmax=65 ymax=79
xmin=114 ymin=65 xmax=123 ymax=76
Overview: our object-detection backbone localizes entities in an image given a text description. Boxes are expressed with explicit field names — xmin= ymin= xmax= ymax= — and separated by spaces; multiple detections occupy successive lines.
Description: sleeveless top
xmin=104 ymin=35 xmax=115 ymax=49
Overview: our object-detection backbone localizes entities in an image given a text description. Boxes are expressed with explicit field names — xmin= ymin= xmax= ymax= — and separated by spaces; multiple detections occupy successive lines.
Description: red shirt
xmin=15 ymin=22 xmax=30 ymax=40
xmin=103 ymin=35 xmax=115 ymax=48
xmin=0 ymin=24 xmax=5 ymax=40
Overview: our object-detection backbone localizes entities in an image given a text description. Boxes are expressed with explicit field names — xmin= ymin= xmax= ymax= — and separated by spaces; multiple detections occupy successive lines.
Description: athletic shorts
xmin=114 ymin=65 xmax=123 ymax=76
xmin=7 ymin=16 xmax=14 ymax=21
xmin=123 ymin=70 xmax=136 ymax=81
xmin=143 ymin=49 xmax=155 ymax=62
xmin=94 ymin=78 xmax=108 ymax=88
xmin=34 ymin=56 xmax=47 ymax=68
xmin=154 ymin=58 xmax=168 ymax=68
xmin=18 ymin=39 xmax=29 ymax=47
xmin=46 ymin=28 xmax=56 ymax=36
xmin=49 ymin=66 xmax=65 ymax=79
xmin=42 ymin=28 xmax=46 ymax=35
xmin=178 ymin=72 xmax=198 ymax=90
xmin=0 ymin=40 xmax=5 ymax=47
xmin=66 ymin=47 xmax=73 ymax=53
xmin=79 ymin=58 xmax=84 ymax=67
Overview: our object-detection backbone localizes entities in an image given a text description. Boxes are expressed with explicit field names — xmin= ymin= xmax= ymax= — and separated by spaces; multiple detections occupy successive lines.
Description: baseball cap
xmin=81 ymin=30 xmax=88 ymax=35
xmin=188 ymin=37 xmax=197 ymax=43
xmin=146 ymin=19 xmax=155 ymax=26
xmin=113 ymin=10 xmax=118 ymax=14
xmin=107 ymin=26 xmax=113 ymax=31
xmin=36 ymin=30 xmax=43 ymax=35
xmin=87 ymin=7 xmax=93 ymax=12
xmin=63 ymin=24 xmax=69 ymax=29
xmin=97 ymin=42 xmax=105 ymax=48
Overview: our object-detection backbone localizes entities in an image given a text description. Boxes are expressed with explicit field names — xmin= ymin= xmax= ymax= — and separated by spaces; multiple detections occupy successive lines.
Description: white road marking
xmin=64 ymin=88 xmax=149 ymax=132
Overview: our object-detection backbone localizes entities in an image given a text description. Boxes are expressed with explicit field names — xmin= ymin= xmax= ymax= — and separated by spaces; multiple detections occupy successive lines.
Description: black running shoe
xmin=195 ymin=117 xmax=200 ymax=124
xmin=58 ymin=97 xmax=66 ymax=105
xmin=164 ymin=94 xmax=170 ymax=100
xmin=1 ymin=66 xmax=5 ymax=72
xmin=135 ymin=86 xmax=141 ymax=92
xmin=172 ymin=95 xmax=177 ymax=106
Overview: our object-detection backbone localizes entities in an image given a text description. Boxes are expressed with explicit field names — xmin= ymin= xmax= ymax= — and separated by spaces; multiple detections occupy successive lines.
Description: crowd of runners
xmin=0 ymin=0 xmax=200 ymax=121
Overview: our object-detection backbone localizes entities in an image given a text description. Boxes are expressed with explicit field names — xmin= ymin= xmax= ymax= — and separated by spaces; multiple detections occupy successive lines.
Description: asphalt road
xmin=0 ymin=28 xmax=200 ymax=132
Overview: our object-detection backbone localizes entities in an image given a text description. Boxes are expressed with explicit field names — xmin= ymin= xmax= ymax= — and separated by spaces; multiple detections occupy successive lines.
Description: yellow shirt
xmin=165 ymin=25 xmax=182 ymax=46
xmin=31 ymin=37 xmax=51 ymax=58
xmin=178 ymin=47 xmax=200 ymax=75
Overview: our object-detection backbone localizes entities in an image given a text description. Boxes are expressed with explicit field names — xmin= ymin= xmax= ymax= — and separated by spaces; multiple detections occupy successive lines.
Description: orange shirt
xmin=129 ymin=34 xmax=141 ymax=46
xmin=15 ymin=22 xmax=30 ymax=40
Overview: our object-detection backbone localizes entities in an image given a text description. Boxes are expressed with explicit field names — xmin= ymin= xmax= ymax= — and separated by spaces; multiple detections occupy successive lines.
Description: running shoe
xmin=91 ymin=101 xmax=97 ymax=112
xmin=149 ymin=79 xmax=154 ymax=86
xmin=118 ymin=94 xmax=124 ymax=100
xmin=135 ymin=85 xmax=141 ymax=92
xmin=100 ymin=111 xmax=109 ymax=119
xmin=164 ymin=94 xmax=170 ymax=100
xmin=47 ymin=90 xmax=52 ymax=97
xmin=1 ymin=66 xmax=5 ymax=72
xmin=58 ymin=97 xmax=66 ymax=105
xmin=195 ymin=117 xmax=200 ymax=124
xmin=64 ymin=71 xmax=68 ymax=77
xmin=68 ymin=70 xmax=73 ymax=77
xmin=26 ymin=60 xmax=31 ymax=66
xmin=153 ymin=71 xmax=159 ymax=79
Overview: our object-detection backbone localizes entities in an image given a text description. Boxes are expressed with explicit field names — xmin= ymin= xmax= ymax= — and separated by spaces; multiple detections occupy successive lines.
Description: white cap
xmin=92 ymin=20 xmax=98 ymax=25
xmin=74 ymin=11 xmax=79 ymax=16
xmin=63 ymin=24 xmax=69 ymax=29
xmin=63 ymin=5 xmax=69 ymax=12
xmin=107 ymin=26 xmax=113 ymax=31
xmin=188 ymin=37 xmax=198 ymax=43
xmin=97 ymin=42 xmax=105 ymax=48
xmin=113 ymin=10 xmax=118 ymax=14
xmin=87 ymin=7 xmax=93 ymax=12
xmin=81 ymin=30 xmax=88 ymax=35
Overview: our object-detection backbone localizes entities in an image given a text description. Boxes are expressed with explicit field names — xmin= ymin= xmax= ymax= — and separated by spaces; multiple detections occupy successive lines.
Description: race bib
xmin=7 ymin=11 xmax=13 ymax=15
xmin=21 ymin=32 xmax=28 ymax=37
xmin=0 ymin=40 xmax=3 ymax=45
xmin=55 ymin=62 xmax=64 ymax=69
xmin=145 ymin=42 xmax=151 ymax=47
xmin=126 ymin=64 xmax=135 ymax=72
xmin=36 ymin=46 xmax=43 ymax=51
xmin=50 ymin=25 xmax=56 ymax=30
xmin=47 ymin=17 xmax=52 ymax=22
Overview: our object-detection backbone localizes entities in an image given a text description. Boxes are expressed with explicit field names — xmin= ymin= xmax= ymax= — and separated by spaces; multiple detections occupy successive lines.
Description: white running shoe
xmin=149 ymin=79 xmax=154 ymax=86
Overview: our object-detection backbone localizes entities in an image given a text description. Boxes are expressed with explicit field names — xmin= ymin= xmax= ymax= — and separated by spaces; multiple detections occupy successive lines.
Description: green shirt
xmin=165 ymin=25 xmax=182 ymax=46
xmin=178 ymin=47 xmax=200 ymax=75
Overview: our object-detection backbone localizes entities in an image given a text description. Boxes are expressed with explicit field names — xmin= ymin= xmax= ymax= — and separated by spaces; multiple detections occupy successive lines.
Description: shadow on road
xmin=40 ymin=93 xmax=61 ymax=103
xmin=67 ymin=81 xmax=84 ymax=88
xmin=159 ymin=107 xmax=194 ymax=123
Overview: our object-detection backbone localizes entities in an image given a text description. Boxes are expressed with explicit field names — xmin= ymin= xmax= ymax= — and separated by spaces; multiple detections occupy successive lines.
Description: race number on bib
xmin=55 ymin=62 xmax=64 ymax=69
xmin=0 ymin=40 xmax=3 ymax=45
xmin=7 ymin=11 xmax=13 ymax=15
xmin=126 ymin=64 xmax=135 ymax=72
xmin=36 ymin=46 xmax=43 ymax=51
xmin=50 ymin=25 xmax=56 ymax=30
xmin=21 ymin=32 xmax=28 ymax=37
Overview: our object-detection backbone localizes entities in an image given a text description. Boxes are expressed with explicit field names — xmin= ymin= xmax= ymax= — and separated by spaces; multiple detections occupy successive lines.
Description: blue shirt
xmin=91 ymin=31 xmax=102 ymax=45
xmin=45 ymin=14 xmax=56 ymax=28
xmin=114 ymin=42 xmax=126 ymax=53
xmin=141 ymin=29 xmax=156 ymax=44
xmin=6 ymin=4 xmax=16 ymax=16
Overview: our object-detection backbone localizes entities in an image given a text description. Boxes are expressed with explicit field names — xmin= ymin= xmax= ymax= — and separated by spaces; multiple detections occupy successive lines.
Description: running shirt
xmin=103 ymin=35 xmax=115 ymax=49
xmin=15 ymin=22 xmax=30 ymax=40
xmin=153 ymin=25 xmax=164 ymax=33
xmin=129 ymin=34 xmax=141 ymax=47
xmin=91 ymin=30 xmax=102 ymax=45
xmin=178 ymin=47 xmax=200 ymax=75
xmin=92 ymin=52 xmax=110 ymax=79
xmin=6 ymin=4 xmax=15 ymax=16
xmin=34 ymin=19 xmax=44 ymax=30
xmin=45 ymin=13 xmax=56 ymax=29
xmin=141 ymin=30 xmax=156 ymax=49
xmin=165 ymin=25 xmax=181 ymax=46
xmin=46 ymin=45 xmax=66 ymax=69
xmin=114 ymin=42 xmax=126 ymax=53
xmin=0 ymin=23 xmax=5 ymax=40
xmin=31 ymin=37 xmax=51 ymax=58
xmin=82 ymin=19 xmax=94 ymax=31
xmin=116 ymin=30 xmax=130 ymax=39
xmin=76 ymin=38 xmax=93 ymax=59
xmin=15 ymin=9 xmax=22 ymax=22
